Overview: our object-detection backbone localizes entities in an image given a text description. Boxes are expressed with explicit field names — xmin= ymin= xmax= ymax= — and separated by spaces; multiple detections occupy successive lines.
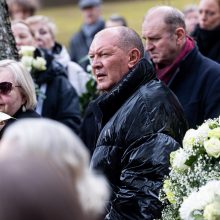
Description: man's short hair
xmin=116 ymin=27 xmax=145 ymax=58
xmin=146 ymin=6 xmax=186 ymax=33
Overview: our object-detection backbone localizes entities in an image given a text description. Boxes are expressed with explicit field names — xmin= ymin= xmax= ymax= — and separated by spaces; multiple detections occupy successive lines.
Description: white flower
xmin=20 ymin=46 xmax=35 ymax=57
xmin=203 ymin=200 xmax=220 ymax=220
xmin=32 ymin=57 xmax=47 ymax=71
xmin=196 ymin=123 xmax=210 ymax=144
xmin=208 ymin=127 xmax=220 ymax=139
xmin=170 ymin=148 xmax=189 ymax=171
xmin=180 ymin=180 xmax=220 ymax=220
xmin=204 ymin=137 xmax=220 ymax=158
xmin=183 ymin=129 xmax=197 ymax=150
xmin=21 ymin=56 xmax=34 ymax=72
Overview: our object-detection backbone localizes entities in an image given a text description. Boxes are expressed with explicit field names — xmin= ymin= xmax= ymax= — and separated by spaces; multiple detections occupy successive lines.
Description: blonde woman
xmin=0 ymin=118 xmax=109 ymax=220
xmin=0 ymin=59 xmax=39 ymax=138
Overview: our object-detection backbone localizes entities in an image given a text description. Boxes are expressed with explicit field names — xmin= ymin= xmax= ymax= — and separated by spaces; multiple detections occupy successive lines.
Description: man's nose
xmin=91 ymin=56 xmax=102 ymax=68
xmin=145 ymin=42 xmax=154 ymax=51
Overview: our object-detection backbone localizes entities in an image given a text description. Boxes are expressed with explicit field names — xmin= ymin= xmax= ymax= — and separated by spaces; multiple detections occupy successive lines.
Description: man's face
xmin=89 ymin=30 xmax=130 ymax=92
xmin=142 ymin=16 xmax=179 ymax=67
xmin=81 ymin=6 xmax=101 ymax=25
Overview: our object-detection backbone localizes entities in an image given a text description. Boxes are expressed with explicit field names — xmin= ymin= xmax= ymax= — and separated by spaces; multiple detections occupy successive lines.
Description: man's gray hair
xmin=116 ymin=26 xmax=145 ymax=58
xmin=146 ymin=6 xmax=186 ymax=33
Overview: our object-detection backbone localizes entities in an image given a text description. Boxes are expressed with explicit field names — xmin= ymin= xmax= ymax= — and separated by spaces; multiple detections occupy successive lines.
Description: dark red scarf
xmin=156 ymin=36 xmax=195 ymax=84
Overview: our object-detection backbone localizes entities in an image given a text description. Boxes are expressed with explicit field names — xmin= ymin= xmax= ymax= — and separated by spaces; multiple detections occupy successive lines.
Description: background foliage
xmin=39 ymin=0 xmax=199 ymax=47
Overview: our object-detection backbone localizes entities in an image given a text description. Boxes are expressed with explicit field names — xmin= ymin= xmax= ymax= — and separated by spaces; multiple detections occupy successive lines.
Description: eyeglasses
xmin=0 ymin=82 xmax=21 ymax=95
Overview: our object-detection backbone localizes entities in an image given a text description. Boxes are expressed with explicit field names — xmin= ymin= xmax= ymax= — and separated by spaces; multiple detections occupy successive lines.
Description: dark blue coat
xmin=167 ymin=47 xmax=220 ymax=128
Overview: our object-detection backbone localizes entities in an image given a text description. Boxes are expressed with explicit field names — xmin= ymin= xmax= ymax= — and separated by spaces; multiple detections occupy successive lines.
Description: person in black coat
xmin=88 ymin=26 xmax=188 ymax=219
xmin=33 ymin=49 xmax=81 ymax=134
xmin=142 ymin=6 xmax=220 ymax=128
xmin=11 ymin=21 xmax=81 ymax=134
xmin=192 ymin=0 xmax=220 ymax=63
xmin=0 ymin=59 xmax=40 ymax=139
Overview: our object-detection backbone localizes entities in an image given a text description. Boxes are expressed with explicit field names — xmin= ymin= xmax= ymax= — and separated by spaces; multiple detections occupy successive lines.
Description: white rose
xmin=204 ymin=137 xmax=220 ymax=158
xmin=197 ymin=123 xmax=210 ymax=144
xmin=32 ymin=57 xmax=47 ymax=71
xmin=21 ymin=56 xmax=34 ymax=72
xmin=170 ymin=148 xmax=189 ymax=171
xmin=20 ymin=46 xmax=35 ymax=57
xmin=183 ymin=129 xmax=197 ymax=150
xmin=203 ymin=201 xmax=220 ymax=220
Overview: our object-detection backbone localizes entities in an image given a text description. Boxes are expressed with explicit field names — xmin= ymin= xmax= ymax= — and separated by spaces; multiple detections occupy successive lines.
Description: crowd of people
xmin=0 ymin=0 xmax=219 ymax=219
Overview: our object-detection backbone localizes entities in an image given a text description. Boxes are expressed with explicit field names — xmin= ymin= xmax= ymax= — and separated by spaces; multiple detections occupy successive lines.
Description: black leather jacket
xmin=90 ymin=59 xmax=188 ymax=219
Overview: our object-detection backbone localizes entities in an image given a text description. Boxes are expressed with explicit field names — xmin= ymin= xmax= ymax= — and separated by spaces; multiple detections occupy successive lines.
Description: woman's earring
xmin=22 ymin=105 xmax=26 ymax=112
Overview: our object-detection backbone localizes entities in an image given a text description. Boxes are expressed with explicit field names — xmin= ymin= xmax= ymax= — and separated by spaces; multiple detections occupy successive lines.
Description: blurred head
xmin=79 ymin=0 xmax=102 ymax=25
xmin=7 ymin=0 xmax=40 ymax=20
xmin=142 ymin=6 xmax=186 ymax=68
xmin=198 ymin=0 xmax=220 ymax=30
xmin=183 ymin=5 xmax=199 ymax=34
xmin=0 ymin=60 xmax=36 ymax=116
xmin=89 ymin=26 xmax=144 ymax=92
xmin=11 ymin=20 xmax=36 ymax=50
xmin=0 ymin=156 xmax=86 ymax=220
xmin=26 ymin=15 xmax=56 ymax=50
xmin=0 ymin=118 xmax=109 ymax=219
xmin=105 ymin=14 xmax=127 ymax=28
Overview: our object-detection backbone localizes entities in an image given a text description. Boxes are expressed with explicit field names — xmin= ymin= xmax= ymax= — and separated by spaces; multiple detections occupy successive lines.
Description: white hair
xmin=0 ymin=118 xmax=109 ymax=218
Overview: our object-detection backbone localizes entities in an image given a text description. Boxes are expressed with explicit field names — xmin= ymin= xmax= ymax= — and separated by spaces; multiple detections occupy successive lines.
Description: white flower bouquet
xmin=160 ymin=117 xmax=220 ymax=220
xmin=20 ymin=46 xmax=46 ymax=73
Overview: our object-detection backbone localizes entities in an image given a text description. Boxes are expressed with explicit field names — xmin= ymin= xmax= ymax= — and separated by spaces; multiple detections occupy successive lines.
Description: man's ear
xmin=175 ymin=27 xmax=186 ymax=45
xmin=128 ymin=48 xmax=141 ymax=68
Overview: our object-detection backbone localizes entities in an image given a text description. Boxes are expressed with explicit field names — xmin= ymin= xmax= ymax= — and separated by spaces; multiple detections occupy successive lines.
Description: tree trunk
xmin=0 ymin=0 xmax=19 ymax=60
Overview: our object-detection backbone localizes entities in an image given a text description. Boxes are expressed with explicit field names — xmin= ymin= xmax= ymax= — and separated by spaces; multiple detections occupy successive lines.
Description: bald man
xmin=142 ymin=6 xmax=220 ymax=128
xmin=89 ymin=26 xmax=188 ymax=219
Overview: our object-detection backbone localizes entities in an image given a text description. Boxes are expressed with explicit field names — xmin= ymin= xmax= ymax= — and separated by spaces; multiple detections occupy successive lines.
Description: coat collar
xmin=94 ymin=58 xmax=156 ymax=127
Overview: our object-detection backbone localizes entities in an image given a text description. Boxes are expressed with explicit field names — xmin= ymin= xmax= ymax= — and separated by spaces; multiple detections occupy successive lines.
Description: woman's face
xmin=0 ymin=68 xmax=25 ymax=116
xmin=29 ymin=21 xmax=55 ymax=50
xmin=12 ymin=23 xmax=35 ymax=50
xmin=198 ymin=0 xmax=220 ymax=30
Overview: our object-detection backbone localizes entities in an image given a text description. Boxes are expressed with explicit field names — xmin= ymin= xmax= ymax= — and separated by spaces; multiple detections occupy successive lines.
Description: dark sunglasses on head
xmin=0 ymin=82 xmax=21 ymax=95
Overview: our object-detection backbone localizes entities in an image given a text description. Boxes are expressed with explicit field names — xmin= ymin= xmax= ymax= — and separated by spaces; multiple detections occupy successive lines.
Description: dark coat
xmin=69 ymin=20 xmax=105 ymax=71
xmin=90 ymin=59 xmax=188 ymax=220
xmin=0 ymin=108 xmax=40 ymax=139
xmin=34 ymin=49 xmax=81 ymax=134
xmin=192 ymin=25 xmax=220 ymax=63
xmin=167 ymin=46 xmax=220 ymax=128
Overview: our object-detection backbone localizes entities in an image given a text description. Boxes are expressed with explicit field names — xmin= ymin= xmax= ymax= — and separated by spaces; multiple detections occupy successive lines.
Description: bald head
xmin=94 ymin=26 xmax=145 ymax=58
xmin=144 ymin=6 xmax=186 ymax=33
xmin=89 ymin=26 xmax=144 ymax=91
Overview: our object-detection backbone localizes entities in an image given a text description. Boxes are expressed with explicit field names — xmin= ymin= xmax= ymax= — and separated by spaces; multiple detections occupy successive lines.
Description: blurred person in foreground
xmin=0 ymin=156 xmax=87 ymax=220
xmin=11 ymin=20 xmax=82 ymax=134
xmin=192 ymin=0 xmax=220 ymax=63
xmin=88 ymin=26 xmax=188 ymax=219
xmin=0 ymin=59 xmax=39 ymax=139
xmin=26 ymin=15 xmax=91 ymax=96
xmin=182 ymin=4 xmax=199 ymax=35
xmin=7 ymin=0 xmax=40 ymax=20
xmin=142 ymin=6 xmax=220 ymax=128
xmin=69 ymin=0 xmax=105 ymax=71
xmin=0 ymin=118 xmax=109 ymax=220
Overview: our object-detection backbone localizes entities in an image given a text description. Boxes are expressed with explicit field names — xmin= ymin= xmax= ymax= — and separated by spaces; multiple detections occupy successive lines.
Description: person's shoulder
xmin=17 ymin=110 xmax=41 ymax=119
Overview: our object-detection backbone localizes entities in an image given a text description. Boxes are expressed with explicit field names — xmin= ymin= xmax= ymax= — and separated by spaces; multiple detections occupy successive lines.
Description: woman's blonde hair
xmin=26 ymin=15 xmax=57 ymax=39
xmin=0 ymin=59 xmax=36 ymax=109
xmin=0 ymin=118 xmax=109 ymax=219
